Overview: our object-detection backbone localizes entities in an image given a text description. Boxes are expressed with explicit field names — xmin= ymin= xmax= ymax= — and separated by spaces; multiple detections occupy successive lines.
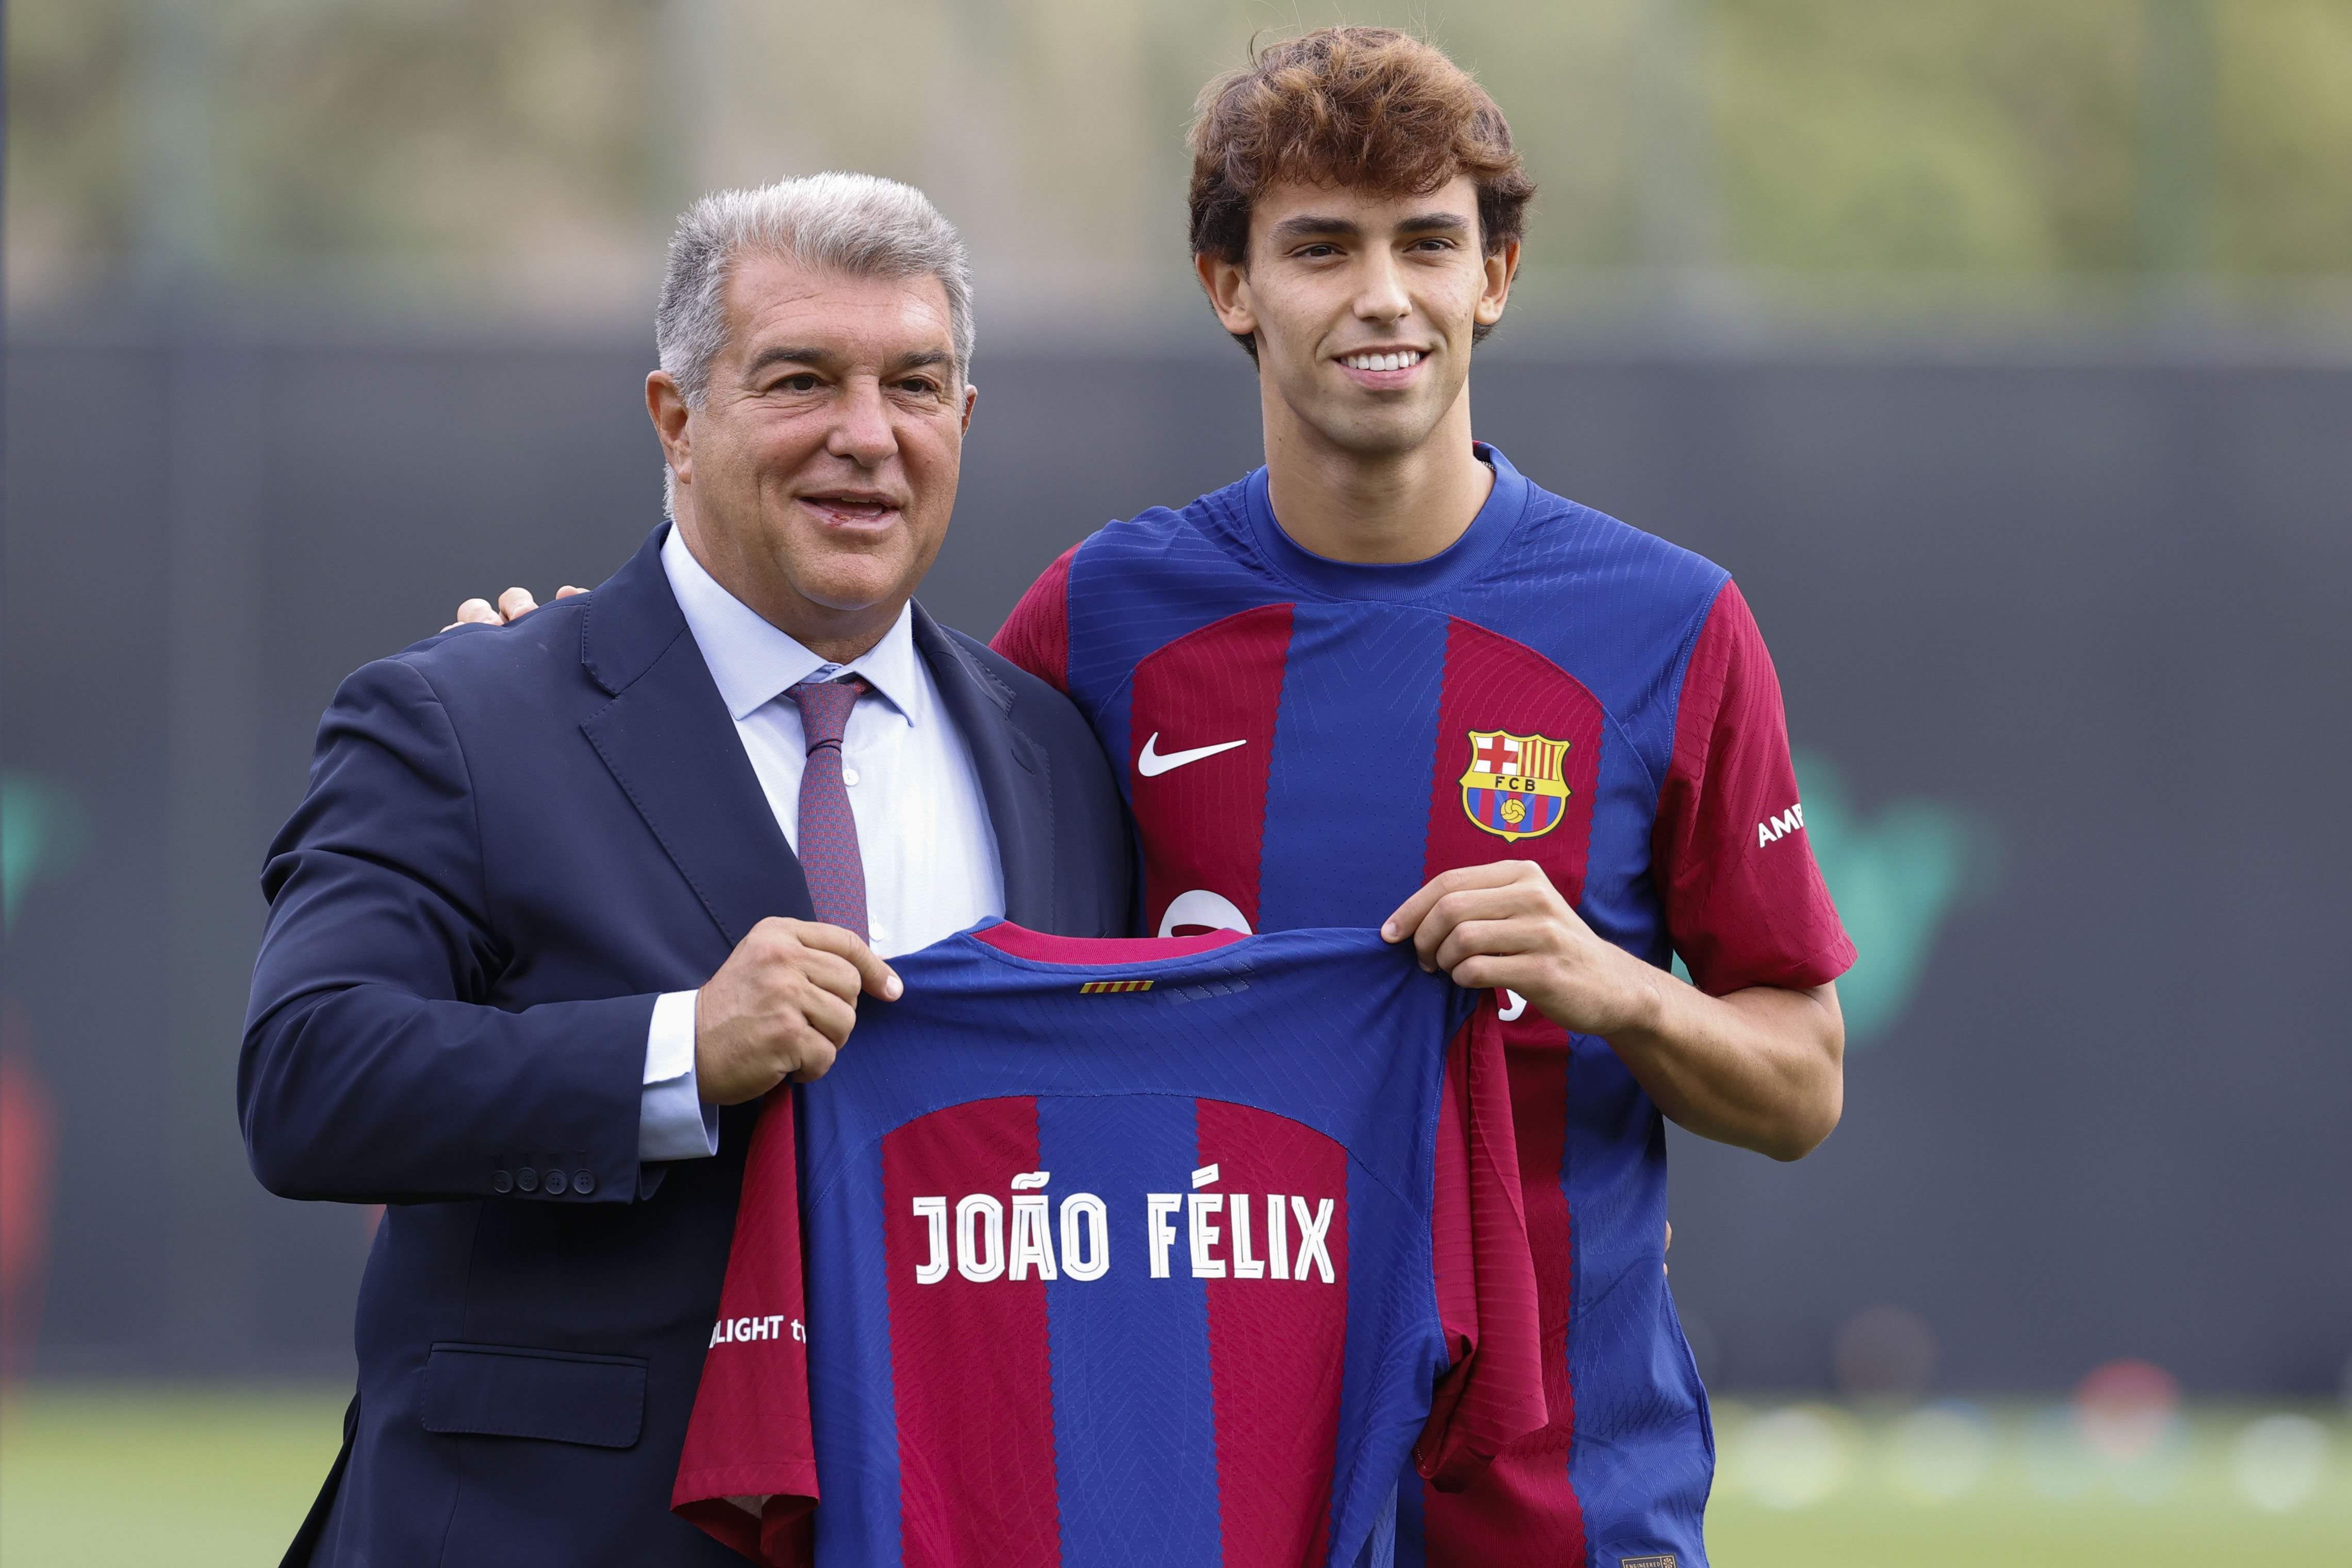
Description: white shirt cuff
xmin=639 ymin=989 xmax=720 ymax=1162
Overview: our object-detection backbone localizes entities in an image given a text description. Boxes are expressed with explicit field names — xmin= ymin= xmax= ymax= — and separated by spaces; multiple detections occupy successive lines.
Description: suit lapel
xmin=578 ymin=528 xmax=813 ymax=947
xmin=913 ymin=605 xmax=1055 ymax=930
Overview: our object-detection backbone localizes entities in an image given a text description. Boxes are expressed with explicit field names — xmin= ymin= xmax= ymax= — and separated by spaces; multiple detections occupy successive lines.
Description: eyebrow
xmin=887 ymin=348 xmax=956 ymax=376
xmin=741 ymin=344 xmax=957 ymax=380
xmin=1267 ymin=210 xmax=1473 ymax=245
xmin=743 ymin=345 xmax=835 ymax=379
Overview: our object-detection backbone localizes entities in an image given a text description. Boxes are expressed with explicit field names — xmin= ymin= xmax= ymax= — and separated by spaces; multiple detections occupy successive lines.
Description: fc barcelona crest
xmin=1458 ymin=729 xmax=1572 ymax=843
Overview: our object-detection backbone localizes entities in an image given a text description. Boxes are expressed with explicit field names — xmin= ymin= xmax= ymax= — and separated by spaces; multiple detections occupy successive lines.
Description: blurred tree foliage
xmin=7 ymin=0 xmax=2347 ymax=318
xmin=2212 ymin=0 xmax=2352 ymax=271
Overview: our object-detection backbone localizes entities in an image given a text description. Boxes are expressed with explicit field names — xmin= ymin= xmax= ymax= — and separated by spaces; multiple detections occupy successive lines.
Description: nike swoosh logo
xmin=1137 ymin=732 xmax=1248 ymax=778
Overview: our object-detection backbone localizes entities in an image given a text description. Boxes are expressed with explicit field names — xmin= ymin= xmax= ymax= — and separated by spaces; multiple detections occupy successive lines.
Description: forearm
xmin=240 ymin=983 xmax=656 ymax=1203
xmin=1604 ymin=974 xmax=1844 ymax=1161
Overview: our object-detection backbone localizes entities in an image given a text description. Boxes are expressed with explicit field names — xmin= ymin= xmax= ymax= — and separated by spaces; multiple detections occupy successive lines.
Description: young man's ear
xmin=1196 ymin=251 xmax=1258 ymax=342
xmin=1474 ymin=239 xmax=1521 ymax=328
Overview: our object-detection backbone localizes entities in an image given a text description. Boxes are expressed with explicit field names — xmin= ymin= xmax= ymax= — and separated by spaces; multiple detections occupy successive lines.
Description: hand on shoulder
xmin=440 ymin=584 xmax=587 ymax=633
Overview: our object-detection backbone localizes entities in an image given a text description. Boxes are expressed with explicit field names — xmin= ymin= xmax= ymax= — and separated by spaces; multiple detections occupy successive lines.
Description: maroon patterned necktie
xmin=784 ymin=674 xmax=870 ymax=940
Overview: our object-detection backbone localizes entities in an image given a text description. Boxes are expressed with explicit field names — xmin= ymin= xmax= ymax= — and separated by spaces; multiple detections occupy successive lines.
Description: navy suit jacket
xmin=243 ymin=526 xmax=1132 ymax=1566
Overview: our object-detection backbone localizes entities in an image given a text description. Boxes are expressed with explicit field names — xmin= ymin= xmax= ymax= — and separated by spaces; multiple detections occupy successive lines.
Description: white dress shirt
xmin=638 ymin=526 xmax=1005 ymax=1161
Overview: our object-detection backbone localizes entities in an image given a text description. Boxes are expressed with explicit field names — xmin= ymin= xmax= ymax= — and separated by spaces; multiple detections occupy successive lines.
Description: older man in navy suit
xmin=242 ymin=174 xmax=1131 ymax=1566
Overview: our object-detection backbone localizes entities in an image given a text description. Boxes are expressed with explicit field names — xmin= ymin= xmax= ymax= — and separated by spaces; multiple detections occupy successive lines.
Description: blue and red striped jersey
xmin=990 ymin=445 xmax=1856 ymax=1567
xmin=673 ymin=922 xmax=1545 ymax=1567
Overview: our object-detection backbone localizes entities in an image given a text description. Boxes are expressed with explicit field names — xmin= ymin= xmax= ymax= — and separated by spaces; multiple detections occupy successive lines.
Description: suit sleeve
xmin=239 ymin=657 xmax=655 ymax=1205
xmin=990 ymin=542 xmax=1080 ymax=693
xmin=672 ymin=1094 xmax=817 ymax=1564
xmin=1417 ymin=1006 xmax=1547 ymax=1488
xmin=1652 ymin=581 xmax=1856 ymax=995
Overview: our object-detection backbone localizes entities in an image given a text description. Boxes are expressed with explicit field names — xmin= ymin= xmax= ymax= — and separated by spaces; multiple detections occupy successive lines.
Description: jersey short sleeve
xmin=671 ymin=1097 xmax=817 ymax=1566
xmin=990 ymin=542 xmax=1081 ymax=694
xmin=1419 ymin=1005 xmax=1547 ymax=1489
xmin=1652 ymin=581 xmax=1856 ymax=996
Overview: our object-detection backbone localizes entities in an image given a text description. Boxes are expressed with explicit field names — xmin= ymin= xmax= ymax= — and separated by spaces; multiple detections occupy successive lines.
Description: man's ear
xmin=647 ymin=370 xmax=691 ymax=484
xmin=1195 ymin=251 xmax=1257 ymax=342
xmin=960 ymin=381 xmax=979 ymax=434
xmin=1474 ymin=238 xmax=1520 ymax=328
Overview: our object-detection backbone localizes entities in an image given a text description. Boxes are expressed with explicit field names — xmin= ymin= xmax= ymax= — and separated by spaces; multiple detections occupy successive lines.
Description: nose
xmin=826 ymin=377 xmax=898 ymax=468
xmin=1352 ymin=248 xmax=1412 ymax=327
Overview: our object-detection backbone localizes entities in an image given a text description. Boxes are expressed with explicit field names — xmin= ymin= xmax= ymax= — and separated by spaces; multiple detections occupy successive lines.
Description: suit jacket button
xmin=545 ymin=1169 xmax=568 ymax=1196
xmin=491 ymin=1170 xmax=513 ymax=1194
xmin=516 ymin=1167 xmax=539 ymax=1193
xmin=571 ymin=1169 xmax=595 ymax=1196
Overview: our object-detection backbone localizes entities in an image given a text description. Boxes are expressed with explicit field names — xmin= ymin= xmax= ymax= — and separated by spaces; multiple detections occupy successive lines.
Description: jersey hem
xmin=672 ymin=1460 xmax=819 ymax=1501
xmin=1686 ymin=929 xmax=1857 ymax=997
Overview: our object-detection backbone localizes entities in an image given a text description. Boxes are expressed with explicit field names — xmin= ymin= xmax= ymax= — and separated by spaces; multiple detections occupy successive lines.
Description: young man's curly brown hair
xmin=1188 ymin=27 xmax=1536 ymax=360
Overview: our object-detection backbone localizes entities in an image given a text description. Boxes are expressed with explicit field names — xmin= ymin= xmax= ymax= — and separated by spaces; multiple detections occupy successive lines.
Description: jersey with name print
xmin=672 ymin=922 xmax=1545 ymax=1568
xmin=991 ymin=444 xmax=1856 ymax=1568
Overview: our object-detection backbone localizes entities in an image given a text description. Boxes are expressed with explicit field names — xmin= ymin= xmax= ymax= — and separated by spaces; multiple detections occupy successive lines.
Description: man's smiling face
xmin=657 ymin=250 xmax=975 ymax=639
xmin=1204 ymin=175 xmax=1515 ymax=461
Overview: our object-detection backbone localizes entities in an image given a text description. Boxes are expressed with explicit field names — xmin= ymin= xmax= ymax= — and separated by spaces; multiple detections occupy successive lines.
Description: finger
xmin=1414 ymin=886 xmax=1529 ymax=969
xmin=791 ymin=947 xmax=867 ymax=1008
xmin=496 ymin=587 xmax=542 ymax=622
xmin=1381 ymin=862 xmax=1523 ymax=943
xmin=1381 ymin=871 xmax=1454 ymax=945
xmin=1434 ymin=917 xmax=1543 ymax=976
xmin=1449 ymin=952 xmax=1542 ymax=995
xmin=556 ymin=585 xmax=588 ymax=599
xmin=788 ymin=921 xmax=903 ymax=1000
xmin=787 ymin=1031 xmax=839 ymax=1084
xmin=795 ymin=985 xmax=859 ymax=1049
xmin=454 ymin=598 xmax=500 ymax=626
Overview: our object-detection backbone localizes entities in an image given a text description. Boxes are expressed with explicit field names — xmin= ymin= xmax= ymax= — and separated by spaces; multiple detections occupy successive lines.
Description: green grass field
xmin=3 ymin=1385 xmax=2345 ymax=1566
xmin=1706 ymin=1398 xmax=2351 ymax=1567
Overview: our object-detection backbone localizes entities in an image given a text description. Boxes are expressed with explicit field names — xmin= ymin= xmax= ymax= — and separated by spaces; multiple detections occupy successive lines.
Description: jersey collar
xmin=1240 ymin=442 xmax=1529 ymax=602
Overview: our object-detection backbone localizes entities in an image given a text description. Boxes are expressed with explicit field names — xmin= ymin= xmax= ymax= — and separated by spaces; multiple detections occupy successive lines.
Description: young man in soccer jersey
xmin=985 ymin=28 xmax=1856 ymax=1566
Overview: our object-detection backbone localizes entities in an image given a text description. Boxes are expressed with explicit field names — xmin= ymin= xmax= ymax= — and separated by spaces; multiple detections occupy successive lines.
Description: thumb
xmin=850 ymin=937 xmax=903 ymax=1001
xmin=792 ymin=920 xmax=904 ymax=1001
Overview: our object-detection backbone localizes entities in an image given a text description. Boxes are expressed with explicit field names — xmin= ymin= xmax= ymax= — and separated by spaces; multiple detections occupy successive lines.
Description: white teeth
xmin=1345 ymin=351 xmax=1420 ymax=372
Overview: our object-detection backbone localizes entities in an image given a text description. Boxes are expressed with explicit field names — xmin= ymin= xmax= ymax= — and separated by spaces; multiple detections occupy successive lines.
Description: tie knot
xmin=786 ymin=674 xmax=867 ymax=750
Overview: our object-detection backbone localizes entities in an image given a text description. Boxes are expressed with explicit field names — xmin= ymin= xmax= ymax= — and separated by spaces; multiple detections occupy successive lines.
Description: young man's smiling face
xmin=1199 ymin=174 xmax=1516 ymax=463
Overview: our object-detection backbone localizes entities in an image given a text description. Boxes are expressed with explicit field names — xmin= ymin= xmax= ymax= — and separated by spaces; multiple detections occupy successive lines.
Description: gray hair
xmin=654 ymin=173 xmax=975 ymax=515
xmin=656 ymin=172 xmax=975 ymax=407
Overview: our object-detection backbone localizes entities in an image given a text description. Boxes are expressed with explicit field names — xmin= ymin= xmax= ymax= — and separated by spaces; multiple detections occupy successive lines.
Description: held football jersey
xmin=992 ymin=444 xmax=1857 ymax=1567
xmin=673 ymin=922 xmax=1547 ymax=1568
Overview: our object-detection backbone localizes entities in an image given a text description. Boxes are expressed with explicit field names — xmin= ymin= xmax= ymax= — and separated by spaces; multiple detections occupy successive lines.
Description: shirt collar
xmin=661 ymin=524 xmax=924 ymax=727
